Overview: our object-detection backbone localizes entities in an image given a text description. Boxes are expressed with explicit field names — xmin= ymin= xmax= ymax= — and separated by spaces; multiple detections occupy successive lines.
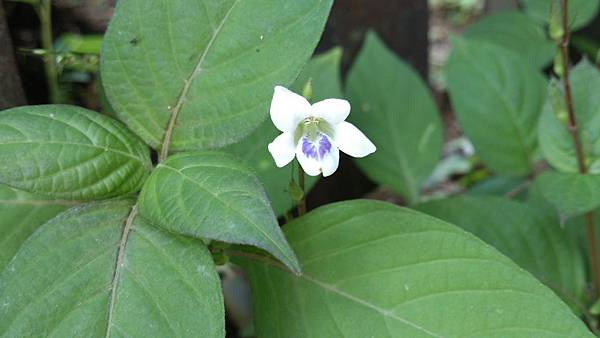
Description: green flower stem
xmin=297 ymin=160 xmax=306 ymax=216
xmin=37 ymin=0 xmax=60 ymax=103
xmin=558 ymin=0 xmax=600 ymax=298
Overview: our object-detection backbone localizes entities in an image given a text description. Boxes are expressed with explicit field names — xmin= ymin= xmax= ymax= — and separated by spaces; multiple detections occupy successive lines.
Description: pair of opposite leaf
xmin=267 ymin=86 xmax=376 ymax=176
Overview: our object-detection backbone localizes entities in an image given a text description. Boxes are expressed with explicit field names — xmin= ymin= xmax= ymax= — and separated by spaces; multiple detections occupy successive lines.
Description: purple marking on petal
xmin=302 ymin=138 xmax=318 ymax=159
xmin=318 ymin=135 xmax=332 ymax=158
xmin=302 ymin=134 xmax=332 ymax=160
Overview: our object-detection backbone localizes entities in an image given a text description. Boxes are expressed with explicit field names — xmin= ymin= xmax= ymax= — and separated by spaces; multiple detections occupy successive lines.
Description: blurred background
xmin=1 ymin=0 xmax=599 ymax=336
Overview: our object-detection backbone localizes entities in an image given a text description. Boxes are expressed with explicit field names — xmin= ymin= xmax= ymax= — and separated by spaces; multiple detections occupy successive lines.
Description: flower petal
xmin=268 ymin=132 xmax=296 ymax=167
xmin=270 ymin=86 xmax=311 ymax=132
xmin=311 ymin=99 xmax=351 ymax=124
xmin=333 ymin=121 xmax=376 ymax=158
xmin=296 ymin=134 xmax=340 ymax=177
xmin=321 ymin=146 xmax=340 ymax=177
xmin=296 ymin=139 xmax=322 ymax=176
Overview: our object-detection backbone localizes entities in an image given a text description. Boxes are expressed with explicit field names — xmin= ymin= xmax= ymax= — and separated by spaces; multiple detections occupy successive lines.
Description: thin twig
xmin=559 ymin=0 xmax=600 ymax=298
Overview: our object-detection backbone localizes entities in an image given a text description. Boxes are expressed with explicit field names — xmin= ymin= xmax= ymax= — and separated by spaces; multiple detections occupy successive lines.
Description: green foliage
xmin=346 ymin=32 xmax=443 ymax=204
xmin=0 ymin=200 xmax=224 ymax=337
xmin=101 ymin=0 xmax=334 ymax=151
xmin=447 ymin=37 xmax=547 ymax=176
xmin=0 ymin=105 xmax=151 ymax=200
xmin=4 ymin=0 xmax=600 ymax=335
xmin=416 ymin=196 xmax=587 ymax=312
xmin=138 ymin=151 xmax=300 ymax=273
xmin=539 ymin=60 xmax=600 ymax=173
xmin=0 ymin=184 xmax=74 ymax=270
xmin=520 ymin=0 xmax=600 ymax=30
xmin=463 ymin=11 xmax=554 ymax=68
xmin=226 ymin=48 xmax=344 ymax=215
xmin=235 ymin=200 xmax=592 ymax=337
xmin=535 ymin=172 xmax=600 ymax=218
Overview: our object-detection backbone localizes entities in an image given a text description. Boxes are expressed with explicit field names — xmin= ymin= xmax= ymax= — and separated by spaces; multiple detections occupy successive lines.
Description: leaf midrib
xmin=232 ymin=251 xmax=443 ymax=337
xmin=159 ymin=0 xmax=241 ymax=157
xmin=159 ymin=163 xmax=298 ymax=271
xmin=0 ymin=141 xmax=146 ymax=165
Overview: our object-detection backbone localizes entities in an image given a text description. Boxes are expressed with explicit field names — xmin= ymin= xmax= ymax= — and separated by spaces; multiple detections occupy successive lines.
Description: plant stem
xmin=297 ymin=161 xmax=306 ymax=216
xmin=559 ymin=0 xmax=600 ymax=297
xmin=38 ymin=0 xmax=60 ymax=103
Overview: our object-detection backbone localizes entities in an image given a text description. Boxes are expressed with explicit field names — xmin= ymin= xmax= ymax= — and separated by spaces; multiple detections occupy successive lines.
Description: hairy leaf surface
xmin=0 ymin=200 xmax=224 ymax=337
xmin=0 ymin=105 xmax=151 ymax=200
xmin=235 ymin=200 xmax=591 ymax=337
xmin=0 ymin=184 xmax=75 ymax=271
xmin=139 ymin=151 xmax=300 ymax=273
xmin=101 ymin=0 xmax=333 ymax=151
xmin=417 ymin=196 xmax=586 ymax=313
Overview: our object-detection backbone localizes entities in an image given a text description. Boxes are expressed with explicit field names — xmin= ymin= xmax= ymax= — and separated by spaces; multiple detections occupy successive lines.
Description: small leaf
xmin=288 ymin=180 xmax=304 ymax=202
xmin=464 ymin=11 xmax=555 ymax=68
xmin=234 ymin=200 xmax=592 ymax=337
xmin=467 ymin=176 xmax=527 ymax=198
xmin=535 ymin=172 xmax=600 ymax=217
xmin=416 ymin=196 xmax=587 ymax=313
xmin=346 ymin=32 xmax=443 ymax=203
xmin=447 ymin=38 xmax=547 ymax=176
xmin=521 ymin=0 xmax=599 ymax=31
xmin=0 ymin=184 xmax=75 ymax=271
xmin=0 ymin=105 xmax=151 ymax=200
xmin=138 ymin=151 xmax=300 ymax=273
xmin=590 ymin=298 xmax=600 ymax=315
xmin=225 ymin=48 xmax=343 ymax=215
xmin=101 ymin=0 xmax=334 ymax=151
xmin=539 ymin=60 xmax=600 ymax=173
xmin=0 ymin=200 xmax=224 ymax=337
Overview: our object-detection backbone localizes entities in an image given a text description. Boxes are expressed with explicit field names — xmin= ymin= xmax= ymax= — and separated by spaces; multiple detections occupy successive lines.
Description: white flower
xmin=267 ymin=86 xmax=376 ymax=177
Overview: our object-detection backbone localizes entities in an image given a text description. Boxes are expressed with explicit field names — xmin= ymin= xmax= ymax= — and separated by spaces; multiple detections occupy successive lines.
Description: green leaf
xmin=0 ymin=200 xmax=225 ymax=337
xmin=346 ymin=32 xmax=443 ymax=203
xmin=535 ymin=172 xmax=600 ymax=217
xmin=226 ymin=48 xmax=343 ymax=215
xmin=101 ymin=0 xmax=333 ymax=151
xmin=591 ymin=298 xmax=600 ymax=315
xmin=138 ymin=151 xmax=300 ymax=273
xmin=467 ymin=176 xmax=527 ymax=198
xmin=416 ymin=196 xmax=587 ymax=313
xmin=446 ymin=38 xmax=547 ymax=176
xmin=463 ymin=11 xmax=554 ymax=68
xmin=0 ymin=105 xmax=151 ymax=200
xmin=0 ymin=184 xmax=75 ymax=271
xmin=538 ymin=60 xmax=600 ymax=173
xmin=234 ymin=200 xmax=591 ymax=337
xmin=521 ymin=0 xmax=599 ymax=30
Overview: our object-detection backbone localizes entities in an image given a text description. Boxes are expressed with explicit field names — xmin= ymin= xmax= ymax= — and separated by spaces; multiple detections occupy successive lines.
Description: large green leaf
xmin=346 ymin=32 xmax=443 ymax=204
xmin=138 ymin=151 xmax=300 ymax=273
xmin=234 ymin=200 xmax=592 ymax=337
xmin=539 ymin=60 xmax=600 ymax=173
xmin=416 ymin=196 xmax=587 ymax=313
xmin=0 ymin=184 xmax=75 ymax=271
xmin=463 ymin=11 xmax=554 ymax=68
xmin=521 ymin=0 xmax=599 ymax=30
xmin=226 ymin=48 xmax=343 ymax=216
xmin=0 ymin=200 xmax=224 ymax=337
xmin=0 ymin=105 xmax=151 ymax=200
xmin=535 ymin=172 xmax=600 ymax=217
xmin=447 ymin=38 xmax=547 ymax=176
xmin=101 ymin=0 xmax=333 ymax=152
